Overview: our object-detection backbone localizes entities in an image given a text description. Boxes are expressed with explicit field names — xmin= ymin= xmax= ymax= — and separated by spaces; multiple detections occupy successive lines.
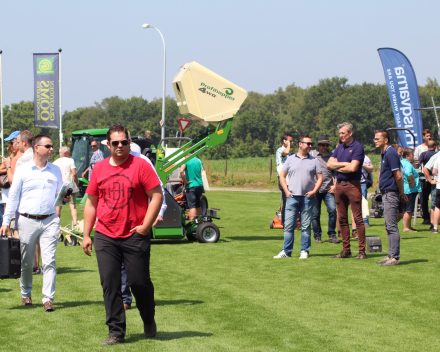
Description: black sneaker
xmin=328 ymin=236 xmax=341 ymax=243
xmin=315 ymin=238 xmax=322 ymax=243
xmin=430 ymin=228 xmax=438 ymax=233
xmin=102 ymin=337 xmax=125 ymax=346
xmin=422 ymin=220 xmax=431 ymax=225
xmin=430 ymin=224 xmax=434 ymax=231
xmin=331 ymin=251 xmax=352 ymax=258
xmin=144 ymin=319 xmax=157 ymax=338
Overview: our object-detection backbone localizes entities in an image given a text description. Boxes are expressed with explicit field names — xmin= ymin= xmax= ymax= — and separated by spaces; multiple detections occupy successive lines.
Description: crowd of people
xmin=274 ymin=123 xmax=437 ymax=266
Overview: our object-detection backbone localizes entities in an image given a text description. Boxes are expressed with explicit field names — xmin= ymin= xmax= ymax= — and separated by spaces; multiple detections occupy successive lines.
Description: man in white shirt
xmin=0 ymin=135 xmax=70 ymax=311
xmin=414 ymin=129 xmax=431 ymax=164
xmin=54 ymin=146 xmax=79 ymax=226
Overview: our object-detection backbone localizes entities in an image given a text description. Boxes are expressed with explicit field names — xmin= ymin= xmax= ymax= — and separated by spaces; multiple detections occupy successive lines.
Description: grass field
xmin=1 ymin=191 xmax=439 ymax=351
xmin=204 ymin=154 xmax=382 ymax=189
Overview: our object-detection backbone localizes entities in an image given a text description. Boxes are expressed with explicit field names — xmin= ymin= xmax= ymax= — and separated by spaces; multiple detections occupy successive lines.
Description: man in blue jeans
xmin=310 ymin=134 xmax=339 ymax=244
xmin=360 ymin=156 xmax=374 ymax=227
xmin=274 ymin=134 xmax=323 ymax=259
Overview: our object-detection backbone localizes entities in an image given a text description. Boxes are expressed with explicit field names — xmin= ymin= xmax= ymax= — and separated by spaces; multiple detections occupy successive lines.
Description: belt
xmin=20 ymin=213 xmax=54 ymax=220
xmin=380 ymin=190 xmax=399 ymax=194
xmin=336 ymin=180 xmax=360 ymax=186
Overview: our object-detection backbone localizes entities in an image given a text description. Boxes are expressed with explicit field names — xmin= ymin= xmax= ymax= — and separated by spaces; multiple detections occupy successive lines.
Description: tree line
xmin=3 ymin=76 xmax=440 ymax=158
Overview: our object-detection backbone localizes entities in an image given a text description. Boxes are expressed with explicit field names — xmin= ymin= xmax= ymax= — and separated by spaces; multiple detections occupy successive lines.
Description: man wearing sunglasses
xmin=1 ymin=134 xmax=71 ymax=312
xmin=82 ymin=124 xmax=163 ymax=346
xmin=327 ymin=122 xmax=366 ymax=260
xmin=310 ymin=134 xmax=339 ymax=244
xmin=274 ymin=134 xmax=323 ymax=259
xmin=276 ymin=134 xmax=294 ymax=226
xmin=81 ymin=140 xmax=104 ymax=180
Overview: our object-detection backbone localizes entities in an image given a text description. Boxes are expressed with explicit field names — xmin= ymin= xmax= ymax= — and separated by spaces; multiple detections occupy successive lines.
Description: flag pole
xmin=58 ymin=48 xmax=62 ymax=147
xmin=0 ymin=50 xmax=3 ymax=157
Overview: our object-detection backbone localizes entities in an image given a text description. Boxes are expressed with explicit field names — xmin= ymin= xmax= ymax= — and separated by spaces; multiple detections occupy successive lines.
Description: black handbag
xmin=0 ymin=174 xmax=10 ymax=189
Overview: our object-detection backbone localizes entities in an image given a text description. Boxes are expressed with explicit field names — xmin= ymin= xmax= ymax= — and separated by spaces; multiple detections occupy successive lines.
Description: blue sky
xmin=1 ymin=0 xmax=440 ymax=112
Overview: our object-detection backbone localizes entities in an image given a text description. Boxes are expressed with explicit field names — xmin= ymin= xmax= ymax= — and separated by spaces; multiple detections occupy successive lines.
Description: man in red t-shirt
xmin=82 ymin=124 xmax=163 ymax=346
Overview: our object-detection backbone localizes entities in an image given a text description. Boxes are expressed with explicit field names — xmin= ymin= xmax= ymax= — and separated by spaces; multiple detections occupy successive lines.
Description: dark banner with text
xmin=378 ymin=48 xmax=423 ymax=148
xmin=33 ymin=53 xmax=59 ymax=129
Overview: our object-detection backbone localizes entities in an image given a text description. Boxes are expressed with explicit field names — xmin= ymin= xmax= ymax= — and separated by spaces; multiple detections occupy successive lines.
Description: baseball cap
xmin=4 ymin=131 xmax=21 ymax=141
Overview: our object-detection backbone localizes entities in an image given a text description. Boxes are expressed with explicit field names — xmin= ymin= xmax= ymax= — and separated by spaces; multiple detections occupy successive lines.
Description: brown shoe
xmin=381 ymin=257 xmax=400 ymax=266
xmin=22 ymin=297 xmax=33 ymax=306
xmin=376 ymin=256 xmax=390 ymax=264
xmin=403 ymin=228 xmax=417 ymax=233
xmin=101 ymin=336 xmax=125 ymax=346
xmin=44 ymin=301 xmax=55 ymax=312
xmin=354 ymin=252 xmax=367 ymax=260
xmin=123 ymin=303 xmax=131 ymax=310
xmin=331 ymin=251 xmax=352 ymax=258
xmin=328 ymin=236 xmax=341 ymax=243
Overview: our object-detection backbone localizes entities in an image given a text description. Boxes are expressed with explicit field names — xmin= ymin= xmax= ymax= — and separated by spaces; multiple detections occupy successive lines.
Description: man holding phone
xmin=0 ymin=135 xmax=71 ymax=311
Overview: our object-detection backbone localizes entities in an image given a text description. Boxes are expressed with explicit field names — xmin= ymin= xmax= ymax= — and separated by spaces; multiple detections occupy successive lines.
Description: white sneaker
xmin=299 ymin=251 xmax=309 ymax=259
xmin=273 ymin=250 xmax=289 ymax=258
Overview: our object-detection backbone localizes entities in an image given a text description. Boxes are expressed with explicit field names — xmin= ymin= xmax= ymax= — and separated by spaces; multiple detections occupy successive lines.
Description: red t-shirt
xmin=86 ymin=154 xmax=161 ymax=238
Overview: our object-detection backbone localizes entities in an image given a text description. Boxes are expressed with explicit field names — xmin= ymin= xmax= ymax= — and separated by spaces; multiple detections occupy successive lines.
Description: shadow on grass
xmin=399 ymin=259 xmax=429 ymax=265
xmin=0 ymin=288 xmax=12 ymax=293
xmin=228 ymin=236 xmax=283 ymax=241
xmin=127 ymin=331 xmax=213 ymax=342
xmin=401 ymin=237 xmax=428 ymax=240
xmin=9 ymin=300 xmax=106 ymax=310
xmin=57 ymin=267 xmax=94 ymax=274
xmin=156 ymin=300 xmax=203 ymax=306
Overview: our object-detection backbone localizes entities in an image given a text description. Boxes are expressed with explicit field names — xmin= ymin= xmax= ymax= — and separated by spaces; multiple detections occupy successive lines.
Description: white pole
xmin=142 ymin=24 xmax=166 ymax=146
xmin=58 ymin=48 xmax=62 ymax=147
xmin=0 ymin=50 xmax=3 ymax=157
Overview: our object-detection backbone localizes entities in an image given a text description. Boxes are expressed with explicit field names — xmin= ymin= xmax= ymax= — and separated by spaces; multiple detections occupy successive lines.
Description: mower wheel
xmin=196 ymin=222 xmax=220 ymax=243
xmin=186 ymin=232 xmax=197 ymax=241
xmin=200 ymin=195 xmax=208 ymax=215
xmin=64 ymin=236 xmax=77 ymax=246
xmin=270 ymin=220 xmax=274 ymax=229
xmin=58 ymin=234 xmax=64 ymax=242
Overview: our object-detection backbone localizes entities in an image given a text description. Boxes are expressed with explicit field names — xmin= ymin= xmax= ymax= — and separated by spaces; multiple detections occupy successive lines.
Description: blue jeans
xmin=281 ymin=196 xmax=313 ymax=256
xmin=311 ymin=192 xmax=336 ymax=239
xmin=121 ymin=262 xmax=133 ymax=306
xmin=361 ymin=182 xmax=369 ymax=225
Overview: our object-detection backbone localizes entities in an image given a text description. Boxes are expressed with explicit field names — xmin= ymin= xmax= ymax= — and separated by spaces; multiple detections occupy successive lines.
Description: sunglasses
xmin=301 ymin=142 xmax=314 ymax=146
xmin=38 ymin=144 xmax=54 ymax=149
xmin=91 ymin=144 xmax=99 ymax=148
xmin=111 ymin=139 xmax=129 ymax=147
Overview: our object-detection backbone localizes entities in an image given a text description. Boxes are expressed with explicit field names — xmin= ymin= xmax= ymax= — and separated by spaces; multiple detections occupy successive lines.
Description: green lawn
xmin=0 ymin=191 xmax=439 ymax=351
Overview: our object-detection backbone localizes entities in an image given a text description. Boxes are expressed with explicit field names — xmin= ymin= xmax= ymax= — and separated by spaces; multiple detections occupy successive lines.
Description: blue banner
xmin=33 ymin=53 xmax=59 ymax=129
xmin=378 ymin=48 xmax=423 ymax=148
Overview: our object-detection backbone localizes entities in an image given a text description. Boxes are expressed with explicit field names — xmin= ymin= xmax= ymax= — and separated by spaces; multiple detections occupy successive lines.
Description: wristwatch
xmin=5 ymin=166 xmax=11 ymax=171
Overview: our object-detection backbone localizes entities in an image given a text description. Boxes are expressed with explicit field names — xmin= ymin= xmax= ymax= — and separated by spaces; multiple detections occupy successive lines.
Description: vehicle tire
xmin=196 ymin=222 xmax=220 ymax=243
xmin=58 ymin=234 xmax=64 ymax=242
xmin=270 ymin=220 xmax=274 ymax=229
xmin=200 ymin=195 xmax=208 ymax=215
xmin=186 ymin=232 xmax=197 ymax=241
xmin=64 ymin=235 xmax=77 ymax=246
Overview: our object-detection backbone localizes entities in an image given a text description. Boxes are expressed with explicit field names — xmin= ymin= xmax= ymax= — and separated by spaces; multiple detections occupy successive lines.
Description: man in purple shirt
xmin=327 ymin=122 xmax=366 ymax=259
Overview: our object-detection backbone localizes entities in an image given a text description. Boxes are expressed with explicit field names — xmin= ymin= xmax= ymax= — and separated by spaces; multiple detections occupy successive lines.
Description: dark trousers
xmin=421 ymin=180 xmax=431 ymax=221
xmin=94 ymin=231 xmax=155 ymax=338
xmin=278 ymin=179 xmax=287 ymax=226
xmin=335 ymin=181 xmax=366 ymax=253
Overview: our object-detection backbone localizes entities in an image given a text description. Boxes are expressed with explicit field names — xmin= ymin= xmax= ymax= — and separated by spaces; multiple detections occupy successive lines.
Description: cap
xmin=4 ymin=131 xmax=20 ymax=141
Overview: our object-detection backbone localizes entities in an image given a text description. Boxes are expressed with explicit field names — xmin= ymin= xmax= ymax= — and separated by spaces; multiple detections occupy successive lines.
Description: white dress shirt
xmin=2 ymin=159 xmax=63 ymax=225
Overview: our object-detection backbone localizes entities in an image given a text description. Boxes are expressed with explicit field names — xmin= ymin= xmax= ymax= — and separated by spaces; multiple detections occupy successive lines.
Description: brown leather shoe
xmin=101 ymin=336 xmax=125 ymax=346
xmin=331 ymin=251 xmax=352 ymax=258
xmin=44 ymin=301 xmax=55 ymax=312
xmin=123 ymin=303 xmax=131 ymax=310
xmin=22 ymin=297 xmax=33 ymax=306
xmin=354 ymin=252 xmax=367 ymax=260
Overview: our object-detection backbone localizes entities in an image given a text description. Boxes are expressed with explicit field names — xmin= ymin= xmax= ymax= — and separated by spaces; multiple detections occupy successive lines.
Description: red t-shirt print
xmin=100 ymin=173 xmax=134 ymax=210
xmin=86 ymin=155 xmax=161 ymax=239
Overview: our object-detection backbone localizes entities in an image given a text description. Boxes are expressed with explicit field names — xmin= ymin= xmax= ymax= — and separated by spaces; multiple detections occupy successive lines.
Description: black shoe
xmin=331 ymin=251 xmax=352 ymax=258
xmin=144 ymin=320 xmax=157 ymax=338
xmin=315 ymin=238 xmax=322 ymax=243
xmin=430 ymin=228 xmax=438 ymax=233
xmin=328 ymin=236 xmax=341 ymax=243
xmin=102 ymin=337 xmax=125 ymax=346
xmin=422 ymin=220 xmax=431 ymax=225
xmin=430 ymin=224 xmax=434 ymax=231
